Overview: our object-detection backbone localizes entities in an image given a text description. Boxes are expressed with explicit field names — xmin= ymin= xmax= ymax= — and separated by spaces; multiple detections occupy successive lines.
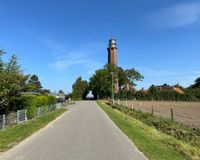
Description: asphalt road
xmin=0 ymin=101 xmax=147 ymax=160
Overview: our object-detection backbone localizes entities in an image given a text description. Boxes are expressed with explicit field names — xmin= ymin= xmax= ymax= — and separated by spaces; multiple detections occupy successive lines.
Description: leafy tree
xmin=27 ymin=74 xmax=42 ymax=92
xmin=89 ymin=64 xmax=144 ymax=99
xmin=58 ymin=90 xmax=65 ymax=94
xmin=125 ymin=68 xmax=144 ymax=86
xmin=40 ymin=89 xmax=51 ymax=95
xmin=195 ymin=77 xmax=200 ymax=86
xmin=0 ymin=50 xmax=23 ymax=114
xmin=191 ymin=77 xmax=200 ymax=88
xmin=89 ymin=68 xmax=111 ymax=99
xmin=149 ymin=85 xmax=158 ymax=95
xmin=72 ymin=77 xmax=89 ymax=100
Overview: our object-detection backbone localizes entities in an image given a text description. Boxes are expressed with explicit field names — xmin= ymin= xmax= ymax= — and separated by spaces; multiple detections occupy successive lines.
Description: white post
xmin=37 ymin=107 xmax=41 ymax=117
xmin=118 ymin=99 xmax=119 ymax=105
xmin=17 ymin=110 xmax=20 ymax=124
xmin=2 ymin=114 xmax=5 ymax=130
xmin=25 ymin=109 xmax=27 ymax=122
xmin=131 ymin=102 xmax=134 ymax=110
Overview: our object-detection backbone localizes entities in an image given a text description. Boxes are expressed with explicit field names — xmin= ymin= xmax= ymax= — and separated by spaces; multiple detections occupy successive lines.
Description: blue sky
xmin=0 ymin=0 xmax=200 ymax=93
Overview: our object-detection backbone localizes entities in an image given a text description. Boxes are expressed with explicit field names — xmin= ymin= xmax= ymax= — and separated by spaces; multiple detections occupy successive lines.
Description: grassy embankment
xmin=96 ymin=101 xmax=200 ymax=160
xmin=0 ymin=108 xmax=67 ymax=152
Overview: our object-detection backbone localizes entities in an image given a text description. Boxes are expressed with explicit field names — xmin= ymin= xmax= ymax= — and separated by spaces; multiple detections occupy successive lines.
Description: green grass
xmin=112 ymin=103 xmax=200 ymax=148
xmin=96 ymin=101 xmax=200 ymax=160
xmin=0 ymin=108 xmax=67 ymax=152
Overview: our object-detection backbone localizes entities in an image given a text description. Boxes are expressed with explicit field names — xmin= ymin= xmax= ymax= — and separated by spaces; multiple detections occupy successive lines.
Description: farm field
xmin=119 ymin=100 xmax=200 ymax=129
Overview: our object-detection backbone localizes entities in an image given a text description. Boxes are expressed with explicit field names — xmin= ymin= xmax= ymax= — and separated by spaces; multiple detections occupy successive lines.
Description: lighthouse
xmin=107 ymin=39 xmax=117 ymax=66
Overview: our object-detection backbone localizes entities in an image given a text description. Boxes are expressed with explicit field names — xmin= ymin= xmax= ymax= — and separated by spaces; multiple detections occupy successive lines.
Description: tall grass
xmin=97 ymin=101 xmax=200 ymax=160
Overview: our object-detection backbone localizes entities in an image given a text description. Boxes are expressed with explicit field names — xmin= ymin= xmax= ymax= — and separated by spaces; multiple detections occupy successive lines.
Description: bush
xmin=18 ymin=95 xmax=37 ymax=119
xmin=36 ymin=96 xmax=48 ymax=107
xmin=15 ymin=95 xmax=56 ymax=119
xmin=47 ymin=96 xmax=56 ymax=105
xmin=115 ymin=90 xmax=199 ymax=101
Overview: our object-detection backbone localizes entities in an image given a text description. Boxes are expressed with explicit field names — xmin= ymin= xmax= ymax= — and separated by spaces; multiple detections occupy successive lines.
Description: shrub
xmin=19 ymin=95 xmax=37 ymax=119
xmin=16 ymin=95 xmax=56 ymax=119
xmin=47 ymin=96 xmax=56 ymax=105
xmin=36 ymin=96 xmax=48 ymax=107
xmin=115 ymin=90 xmax=199 ymax=101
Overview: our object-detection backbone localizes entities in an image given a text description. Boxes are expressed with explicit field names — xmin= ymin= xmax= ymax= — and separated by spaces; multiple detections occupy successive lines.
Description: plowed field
xmin=119 ymin=100 xmax=200 ymax=128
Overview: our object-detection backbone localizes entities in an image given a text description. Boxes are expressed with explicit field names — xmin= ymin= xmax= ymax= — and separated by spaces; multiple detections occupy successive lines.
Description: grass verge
xmin=0 ymin=108 xmax=67 ymax=152
xmin=96 ymin=101 xmax=200 ymax=160
xmin=112 ymin=103 xmax=200 ymax=148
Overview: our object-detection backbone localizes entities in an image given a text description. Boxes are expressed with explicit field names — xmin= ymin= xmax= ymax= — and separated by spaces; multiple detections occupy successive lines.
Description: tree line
xmin=71 ymin=63 xmax=200 ymax=101
xmin=71 ymin=64 xmax=143 ymax=100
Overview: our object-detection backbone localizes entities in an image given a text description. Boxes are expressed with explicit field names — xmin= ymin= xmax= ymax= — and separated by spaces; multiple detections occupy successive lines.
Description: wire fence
xmin=115 ymin=99 xmax=200 ymax=129
xmin=0 ymin=111 xmax=22 ymax=130
xmin=0 ymin=114 xmax=5 ymax=130
xmin=17 ymin=109 xmax=27 ymax=124
xmin=0 ymin=102 xmax=68 ymax=131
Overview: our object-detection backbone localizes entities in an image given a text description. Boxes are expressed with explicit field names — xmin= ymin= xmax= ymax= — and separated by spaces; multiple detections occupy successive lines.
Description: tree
xmin=185 ymin=77 xmax=200 ymax=100
xmin=40 ymin=89 xmax=51 ymax=95
xmin=58 ymin=90 xmax=65 ymax=94
xmin=125 ymin=68 xmax=144 ymax=86
xmin=89 ymin=68 xmax=111 ymax=99
xmin=72 ymin=77 xmax=89 ymax=100
xmin=27 ymin=75 xmax=42 ymax=92
xmin=0 ymin=50 xmax=23 ymax=114
xmin=191 ymin=77 xmax=200 ymax=88
xmin=89 ymin=64 xmax=144 ymax=99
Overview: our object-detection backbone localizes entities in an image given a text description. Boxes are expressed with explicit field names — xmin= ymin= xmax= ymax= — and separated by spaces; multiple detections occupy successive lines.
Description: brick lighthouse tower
xmin=107 ymin=39 xmax=119 ymax=93
xmin=107 ymin=39 xmax=117 ymax=66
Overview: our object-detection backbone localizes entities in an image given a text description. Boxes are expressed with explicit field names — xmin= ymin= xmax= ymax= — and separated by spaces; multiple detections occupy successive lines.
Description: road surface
xmin=0 ymin=101 xmax=147 ymax=160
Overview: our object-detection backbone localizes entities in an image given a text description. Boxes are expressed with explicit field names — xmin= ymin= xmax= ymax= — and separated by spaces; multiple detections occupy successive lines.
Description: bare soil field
xmin=119 ymin=100 xmax=200 ymax=129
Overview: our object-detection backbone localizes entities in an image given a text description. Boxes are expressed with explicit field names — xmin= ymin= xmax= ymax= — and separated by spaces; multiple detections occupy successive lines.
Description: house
xmin=149 ymin=84 xmax=184 ymax=94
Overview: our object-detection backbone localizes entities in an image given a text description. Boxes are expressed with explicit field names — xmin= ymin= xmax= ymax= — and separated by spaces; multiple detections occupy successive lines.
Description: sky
xmin=0 ymin=0 xmax=200 ymax=93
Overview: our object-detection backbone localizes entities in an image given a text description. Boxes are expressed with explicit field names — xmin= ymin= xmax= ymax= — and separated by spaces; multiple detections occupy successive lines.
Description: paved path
xmin=0 ymin=101 xmax=147 ymax=160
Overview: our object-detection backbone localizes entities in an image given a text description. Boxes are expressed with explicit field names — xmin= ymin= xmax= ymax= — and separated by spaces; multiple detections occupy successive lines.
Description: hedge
xmin=16 ymin=95 xmax=56 ymax=119
xmin=115 ymin=90 xmax=198 ymax=102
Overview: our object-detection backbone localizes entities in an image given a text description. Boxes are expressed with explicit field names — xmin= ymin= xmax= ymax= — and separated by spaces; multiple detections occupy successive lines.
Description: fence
xmin=17 ymin=110 xmax=27 ymax=124
xmin=0 ymin=115 xmax=5 ymax=130
xmin=0 ymin=110 xmax=26 ymax=130
xmin=114 ymin=99 xmax=200 ymax=129
xmin=36 ymin=104 xmax=57 ymax=118
xmin=0 ymin=102 xmax=67 ymax=131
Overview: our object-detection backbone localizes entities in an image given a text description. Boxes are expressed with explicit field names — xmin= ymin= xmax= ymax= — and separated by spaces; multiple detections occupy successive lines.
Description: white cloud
xmin=45 ymin=40 xmax=104 ymax=74
xmin=148 ymin=2 xmax=200 ymax=29
xmin=26 ymin=33 xmax=104 ymax=74
xmin=40 ymin=39 xmax=68 ymax=54
xmin=49 ymin=52 xmax=103 ymax=75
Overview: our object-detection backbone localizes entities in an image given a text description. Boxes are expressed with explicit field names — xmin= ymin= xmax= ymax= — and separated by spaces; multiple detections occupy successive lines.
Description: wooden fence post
xmin=170 ymin=108 xmax=174 ymax=121
xmin=118 ymin=99 xmax=120 ymax=105
xmin=151 ymin=106 xmax=154 ymax=115
xmin=139 ymin=102 xmax=142 ymax=112
xmin=131 ymin=102 xmax=134 ymax=110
